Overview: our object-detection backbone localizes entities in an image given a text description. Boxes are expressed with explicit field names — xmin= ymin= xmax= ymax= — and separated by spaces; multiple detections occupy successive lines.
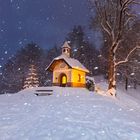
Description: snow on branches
xmin=115 ymin=45 xmax=140 ymax=66
xmin=90 ymin=0 xmax=139 ymax=96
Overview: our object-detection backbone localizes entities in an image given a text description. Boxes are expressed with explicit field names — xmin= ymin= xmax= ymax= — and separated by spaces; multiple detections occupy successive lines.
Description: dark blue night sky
xmin=0 ymin=0 xmax=139 ymax=69
xmin=0 ymin=0 xmax=94 ymax=68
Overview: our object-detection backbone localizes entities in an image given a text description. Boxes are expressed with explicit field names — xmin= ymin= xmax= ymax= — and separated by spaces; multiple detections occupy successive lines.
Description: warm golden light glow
xmin=62 ymin=75 xmax=67 ymax=84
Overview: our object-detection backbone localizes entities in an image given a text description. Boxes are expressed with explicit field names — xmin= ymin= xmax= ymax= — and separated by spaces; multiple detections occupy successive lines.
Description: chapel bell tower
xmin=62 ymin=41 xmax=71 ymax=57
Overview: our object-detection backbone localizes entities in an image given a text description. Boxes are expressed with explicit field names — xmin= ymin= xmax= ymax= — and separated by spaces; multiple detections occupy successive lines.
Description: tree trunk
xmin=108 ymin=49 xmax=116 ymax=96
xmin=125 ymin=76 xmax=128 ymax=91
xmin=133 ymin=80 xmax=137 ymax=89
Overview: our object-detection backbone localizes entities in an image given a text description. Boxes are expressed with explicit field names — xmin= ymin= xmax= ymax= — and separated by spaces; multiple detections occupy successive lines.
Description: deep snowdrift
xmin=0 ymin=86 xmax=140 ymax=140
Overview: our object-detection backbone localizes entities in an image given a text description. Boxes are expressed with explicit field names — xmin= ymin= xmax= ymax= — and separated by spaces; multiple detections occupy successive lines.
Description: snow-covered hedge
xmin=86 ymin=76 xmax=95 ymax=91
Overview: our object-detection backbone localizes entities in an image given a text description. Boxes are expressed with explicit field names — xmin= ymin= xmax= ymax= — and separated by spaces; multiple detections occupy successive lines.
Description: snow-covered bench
xmin=35 ymin=89 xmax=53 ymax=96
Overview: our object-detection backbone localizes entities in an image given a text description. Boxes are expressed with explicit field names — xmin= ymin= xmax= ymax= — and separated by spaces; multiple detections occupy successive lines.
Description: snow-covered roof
xmin=61 ymin=41 xmax=71 ymax=49
xmin=46 ymin=55 xmax=89 ymax=73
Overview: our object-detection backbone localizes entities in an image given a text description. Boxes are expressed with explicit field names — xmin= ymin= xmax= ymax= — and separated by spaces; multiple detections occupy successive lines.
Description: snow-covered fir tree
xmin=23 ymin=65 xmax=39 ymax=89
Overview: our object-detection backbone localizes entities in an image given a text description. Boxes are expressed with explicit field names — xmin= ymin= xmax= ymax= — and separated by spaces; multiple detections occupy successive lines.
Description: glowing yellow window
xmin=78 ymin=74 xmax=81 ymax=82
xmin=62 ymin=76 xmax=67 ymax=84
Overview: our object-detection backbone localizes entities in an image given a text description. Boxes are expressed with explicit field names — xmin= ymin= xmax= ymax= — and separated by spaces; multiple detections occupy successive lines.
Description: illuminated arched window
xmin=62 ymin=75 xmax=67 ymax=84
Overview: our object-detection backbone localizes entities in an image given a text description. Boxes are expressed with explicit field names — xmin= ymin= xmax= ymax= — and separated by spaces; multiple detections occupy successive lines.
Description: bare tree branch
xmin=101 ymin=22 xmax=112 ymax=37
xmin=133 ymin=1 xmax=140 ymax=4
xmin=124 ymin=17 xmax=134 ymax=26
xmin=115 ymin=45 xmax=140 ymax=66
xmin=90 ymin=0 xmax=139 ymax=96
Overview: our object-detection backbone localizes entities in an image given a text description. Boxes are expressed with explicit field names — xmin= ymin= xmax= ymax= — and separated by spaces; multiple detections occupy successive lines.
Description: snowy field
xmin=0 ymin=85 xmax=140 ymax=140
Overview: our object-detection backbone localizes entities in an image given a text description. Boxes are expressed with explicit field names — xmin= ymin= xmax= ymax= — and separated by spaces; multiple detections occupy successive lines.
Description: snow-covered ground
xmin=0 ymin=85 xmax=140 ymax=140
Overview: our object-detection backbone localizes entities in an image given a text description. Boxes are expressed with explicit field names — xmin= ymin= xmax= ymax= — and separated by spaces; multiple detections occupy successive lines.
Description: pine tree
xmin=23 ymin=65 xmax=39 ymax=89
xmin=66 ymin=25 xmax=100 ymax=75
xmin=1 ymin=42 xmax=47 ymax=93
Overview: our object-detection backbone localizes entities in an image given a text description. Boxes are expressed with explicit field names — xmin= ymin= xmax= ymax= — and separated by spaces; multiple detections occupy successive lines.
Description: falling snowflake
xmin=46 ymin=17 xmax=50 ymax=21
xmin=4 ymin=51 xmax=8 ymax=54
xmin=130 ymin=73 xmax=135 ymax=76
xmin=98 ymin=55 xmax=102 ymax=57
xmin=16 ymin=6 xmax=20 ymax=10
xmin=1 ymin=29 xmax=4 ymax=32
xmin=18 ymin=26 xmax=22 ymax=30
xmin=19 ymin=41 xmax=23 ymax=45
xmin=94 ymin=67 xmax=98 ymax=70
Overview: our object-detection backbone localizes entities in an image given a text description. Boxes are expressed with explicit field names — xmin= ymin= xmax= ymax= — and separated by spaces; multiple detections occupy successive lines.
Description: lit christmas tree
xmin=23 ymin=65 xmax=39 ymax=89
